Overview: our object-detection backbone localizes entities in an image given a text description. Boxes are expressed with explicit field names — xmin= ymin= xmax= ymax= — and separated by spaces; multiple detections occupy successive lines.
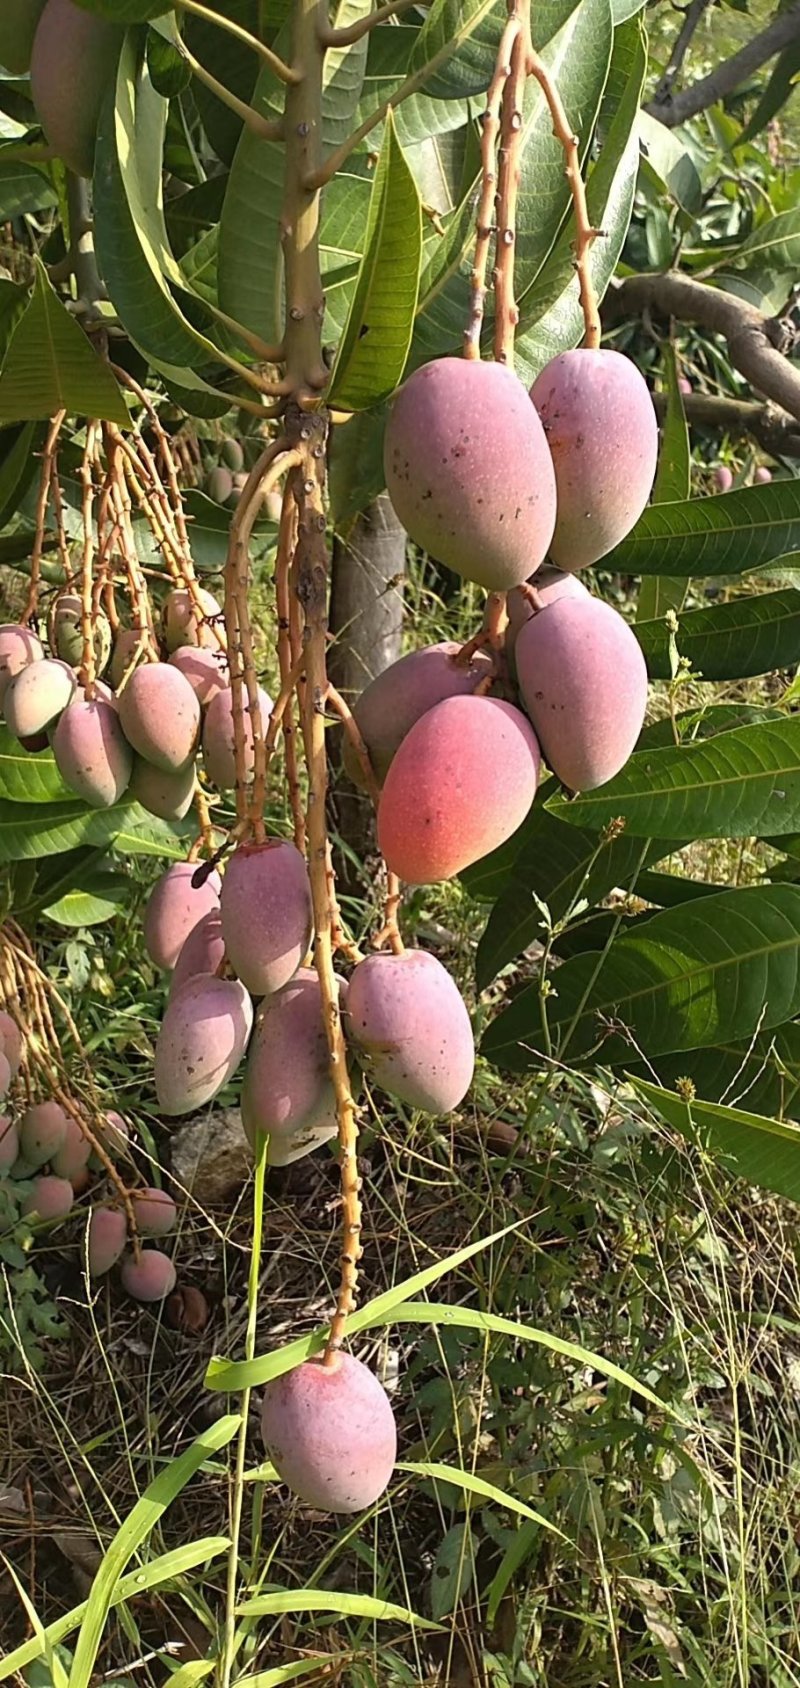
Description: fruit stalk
xmin=526 ymin=45 xmax=602 ymax=348
xmin=78 ymin=419 xmax=99 ymax=696
xmin=464 ymin=10 xmax=522 ymax=359
xmin=494 ymin=3 xmax=530 ymax=366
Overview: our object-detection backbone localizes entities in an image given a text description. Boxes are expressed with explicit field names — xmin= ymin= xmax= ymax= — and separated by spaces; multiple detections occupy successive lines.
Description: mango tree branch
xmin=173 ymin=0 xmax=300 ymax=83
xmin=646 ymin=1 xmax=800 ymax=126
xmin=654 ymin=389 xmax=800 ymax=456
xmin=606 ymin=271 xmax=800 ymax=422
xmin=182 ymin=45 xmax=284 ymax=141
xmin=494 ymin=9 xmax=530 ymax=366
xmin=319 ymin=0 xmax=422 ymax=46
xmin=651 ymin=0 xmax=713 ymax=108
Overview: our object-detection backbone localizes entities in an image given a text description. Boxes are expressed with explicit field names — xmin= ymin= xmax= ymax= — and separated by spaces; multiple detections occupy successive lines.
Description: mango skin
xmin=0 ymin=0 xmax=47 ymax=73
xmin=515 ymin=594 xmax=648 ymax=792
xmin=170 ymin=908 xmax=225 ymax=1000
xmin=52 ymin=697 xmax=132 ymax=808
xmin=384 ymin=358 xmax=557 ymax=591
xmin=0 ymin=1052 xmax=9 ymax=1102
xmin=345 ymin=641 xmax=494 ymax=789
xmin=18 ymin=1099 xmax=69 ymax=1169
xmin=346 ymin=951 xmax=474 ymax=1114
xmin=4 ymin=657 xmax=75 ymax=739
xmin=48 ymin=592 xmax=111 ymax=674
xmin=220 ymin=840 xmax=312 ymax=997
xmin=504 ymin=567 xmax=588 ymax=680
xmin=30 ymin=0 xmax=122 ymax=177
xmin=0 ymin=1117 xmax=19 ymax=1172
xmin=118 ymin=662 xmax=201 ymax=773
xmin=202 ymin=683 xmax=272 ymax=791
xmin=50 ymin=1111 xmax=91 ymax=1181
xmin=163 ymin=587 xmax=223 ymax=653
xmin=131 ymin=1186 xmax=177 ymax=1237
xmin=121 ymin=1249 xmax=177 ymax=1302
xmin=241 ymin=968 xmax=344 ymax=1165
xmin=22 ymin=1174 xmax=74 ymax=1221
xmin=88 ymin=1206 xmax=127 ymax=1275
xmin=154 ymin=974 xmax=253 ymax=1116
xmin=0 ymin=1009 xmax=22 ymax=1078
xmin=530 ymin=349 xmax=658 ymax=571
xmin=0 ymin=624 xmax=43 ymax=709
xmin=261 ymin=1353 xmax=397 ymax=1513
xmin=168 ymin=645 xmax=229 ymax=706
xmin=130 ymin=755 xmax=196 ymax=821
xmin=378 ymin=695 xmax=540 ymax=883
xmin=143 ymin=861 xmax=222 ymax=972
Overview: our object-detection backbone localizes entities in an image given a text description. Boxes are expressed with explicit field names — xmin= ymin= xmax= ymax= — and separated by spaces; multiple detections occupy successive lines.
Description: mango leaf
xmin=630 ymin=1023 xmax=800 ymax=1120
xmin=631 ymin=1078 xmax=800 ymax=1203
xmin=635 ymin=588 xmax=800 ymax=681
xmin=637 ymin=109 xmax=702 ymax=215
xmin=546 ymin=716 xmax=800 ymax=840
xmin=182 ymin=0 xmax=260 ymax=167
xmin=0 ymin=420 xmax=43 ymax=529
xmin=637 ymin=343 xmax=690 ymax=622
xmin=0 ymin=159 xmax=58 ymax=219
xmin=408 ymin=0 xmax=501 ymax=99
xmin=607 ymin=479 xmax=800 ymax=579
xmin=216 ymin=66 xmax=285 ymax=345
xmin=328 ymin=403 xmax=388 ymax=535
xmin=728 ymin=207 xmax=800 ymax=277
xmin=44 ymin=872 xmax=129 ymax=927
xmin=0 ymin=727 xmax=71 ymax=803
xmin=482 ymin=884 xmax=800 ymax=1069
xmin=0 ymin=798 xmax=191 ymax=862
xmin=0 ymin=262 xmax=128 ymax=425
xmin=739 ymin=37 xmax=800 ymax=144
xmin=328 ymin=111 xmax=421 ymax=411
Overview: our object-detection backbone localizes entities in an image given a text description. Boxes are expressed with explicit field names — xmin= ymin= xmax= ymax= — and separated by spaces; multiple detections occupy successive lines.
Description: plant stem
xmin=182 ymin=44 xmax=284 ymax=141
xmin=319 ymin=0 xmax=422 ymax=47
xmin=175 ymin=0 xmax=300 ymax=82
xmin=526 ymin=43 xmax=601 ymax=349
xmin=464 ymin=14 xmax=521 ymax=359
xmin=494 ymin=4 xmax=530 ymax=366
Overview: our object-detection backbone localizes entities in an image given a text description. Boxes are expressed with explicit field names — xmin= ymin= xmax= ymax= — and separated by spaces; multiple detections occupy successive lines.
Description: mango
xmin=30 ymin=0 xmax=122 ymax=177
xmin=163 ymin=587 xmax=223 ymax=653
xmin=22 ymin=1174 xmax=74 ymax=1220
xmin=118 ymin=662 xmax=201 ymax=772
xmin=154 ymin=974 xmax=253 ymax=1116
xmin=143 ymin=861 xmax=221 ymax=972
xmin=4 ymin=657 xmax=75 ymax=739
xmin=0 ymin=1010 xmax=22 ymax=1078
xmin=241 ymin=968 xmax=345 ymax=1165
xmin=50 ymin=1111 xmax=91 ymax=1181
xmin=130 ymin=755 xmax=196 ymax=821
xmin=168 ymin=646 xmax=229 ymax=706
xmin=121 ymin=1248 xmax=177 ymax=1302
xmin=220 ymin=840 xmax=312 ymax=997
xmin=0 ymin=623 xmax=43 ymax=708
xmin=52 ymin=696 xmax=132 ymax=808
xmin=18 ymin=1099 xmax=69 ymax=1169
xmin=170 ymin=908 xmax=225 ymax=1000
xmin=48 ymin=592 xmax=111 ymax=674
xmin=346 ymin=951 xmax=474 ymax=1113
xmin=0 ymin=0 xmax=46 ymax=73
xmin=131 ymin=1186 xmax=177 ymax=1237
xmin=108 ymin=628 xmax=146 ymax=690
xmin=261 ymin=1353 xmax=396 ymax=1512
xmin=345 ymin=641 xmax=494 ymax=788
xmin=202 ymin=683 xmax=272 ymax=791
xmin=88 ymin=1206 xmax=127 ymax=1275
xmin=0 ymin=1116 xmax=19 ymax=1172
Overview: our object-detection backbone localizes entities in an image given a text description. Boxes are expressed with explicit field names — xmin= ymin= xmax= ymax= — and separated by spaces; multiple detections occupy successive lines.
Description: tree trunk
xmin=327 ymin=495 xmax=405 ymax=883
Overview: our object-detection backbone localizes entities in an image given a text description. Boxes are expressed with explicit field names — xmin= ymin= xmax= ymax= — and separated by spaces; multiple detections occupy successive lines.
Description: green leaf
xmin=482 ymin=884 xmax=800 ymax=1069
xmin=398 ymin=1461 xmax=564 ymax=1536
xmin=729 ymin=207 xmax=800 ymax=277
xmin=630 ymin=1022 xmax=800 ymax=1119
xmin=637 ymin=110 xmax=702 ymax=215
xmin=44 ymin=873 xmax=129 ymax=927
xmin=631 ymin=1077 xmax=800 ymax=1203
xmin=216 ymin=67 xmax=284 ymax=345
xmin=205 ymin=1218 xmax=525 ymax=1391
xmin=637 ymin=343 xmax=690 ymax=622
xmin=546 ymin=716 xmax=800 ymax=841
xmin=0 ymin=726 xmax=71 ymax=803
xmin=236 ymin=1590 xmax=437 ymax=1627
xmin=0 ymin=421 xmax=44 ymax=530
xmin=606 ymin=479 xmax=800 ymax=579
xmin=0 ymin=798 xmax=191 ymax=862
xmin=183 ymin=1 xmax=259 ymax=167
xmin=69 ymin=1419 xmax=239 ymax=1688
xmin=328 ymin=110 xmax=421 ymax=411
xmin=636 ymin=588 xmax=800 ymax=681
xmin=328 ymin=404 xmax=388 ymax=535
xmin=408 ymin=0 xmax=500 ymax=99
xmin=232 ymin=1665 xmax=350 ymax=1688
xmin=73 ymin=0 xmax=168 ymax=18
xmin=0 ymin=262 xmax=128 ymax=425
xmin=430 ymin=1522 xmax=473 ymax=1621
xmin=0 ymin=159 xmax=58 ymax=219
xmin=739 ymin=37 xmax=800 ymax=143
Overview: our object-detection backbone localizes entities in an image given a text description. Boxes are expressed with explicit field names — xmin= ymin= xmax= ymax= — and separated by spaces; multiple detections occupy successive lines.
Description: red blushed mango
xmin=143 ymin=861 xmax=221 ymax=972
xmin=121 ymin=1249 xmax=177 ymax=1302
xmin=168 ymin=645 xmax=229 ymax=706
xmin=261 ymin=1353 xmax=397 ymax=1513
xmin=241 ymin=969 xmax=345 ymax=1165
xmin=377 ymin=695 xmax=540 ymax=883
xmin=202 ymin=683 xmax=272 ymax=791
xmin=130 ymin=756 xmax=196 ymax=822
xmin=154 ymin=975 xmax=253 ymax=1116
xmin=0 ymin=1117 xmax=18 ymax=1172
xmin=346 ymin=950 xmax=474 ymax=1114
xmin=118 ymin=662 xmax=201 ymax=773
xmin=52 ymin=697 xmax=132 ymax=808
xmin=131 ymin=1186 xmax=177 ymax=1237
xmin=170 ymin=909 xmax=226 ymax=1001
xmin=0 ymin=624 xmax=43 ymax=709
xmin=30 ymin=0 xmax=121 ymax=177
xmin=18 ymin=1099 xmax=69 ymax=1169
xmin=0 ymin=1010 xmax=22 ymax=1079
xmin=384 ymin=357 xmax=556 ymax=591
xmin=530 ymin=348 xmax=658 ymax=570
xmin=88 ymin=1207 xmax=127 ymax=1275
xmin=220 ymin=840 xmax=312 ymax=997
xmin=4 ymin=658 xmax=75 ymax=739
xmin=22 ymin=1175 xmax=74 ymax=1221
xmin=515 ymin=593 xmax=648 ymax=792
xmin=345 ymin=641 xmax=494 ymax=788
xmin=50 ymin=1111 xmax=91 ymax=1181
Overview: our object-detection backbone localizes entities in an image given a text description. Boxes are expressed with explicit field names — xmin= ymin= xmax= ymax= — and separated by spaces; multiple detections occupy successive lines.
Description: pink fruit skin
xmin=530 ymin=348 xmax=659 ymax=570
xmin=170 ymin=909 xmax=226 ymax=1000
xmin=377 ymin=695 xmax=540 ymax=883
xmin=0 ymin=624 xmax=43 ymax=708
xmin=22 ymin=1175 xmax=74 ymax=1220
xmin=143 ymin=861 xmax=222 ymax=972
xmin=132 ymin=1186 xmax=177 ymax=1237
xmin=345 ymin=641 xmax=494 ymax=787
xmin=202 ymin=684 xmax=272 ymax=791
xmin=154 ymin=975 xmax=254 ymax=1116
xmin=220 ymin=840 xmax=312 ymax=997
xmin=121 ymin=1249 xmax=177 ymax=1302
xmin=0 ymin=1009 xmax=22 ymax=1077
xmin=19 ymin=1099 xmax=69 ymax=1168
xmin=261 ymin=1353 xmax=397 ymax=1512
xmin=346 ymin=951 xmax=474 ymax=1114
xmin=384 ymin=358 xmax=557 ymax=590
xmin=0 ymin=1052 xmax=10 ymax=1102
xmin=241 ymin=968 xmax=344 ymax=1164
xmin=0 ymin=1117 xmax=18 ymax=1171
xmin=516 ymin=595 xmax=648 ymax=792
xmin=88 ymin=1206 xmax=127 ymax=1275
xmin=118 ymin=663 xmax=201 ymax=772
xmin=168 ymin=645 xmax=230 ymax=705
xmin=754 ymin=466 xmax=772 ymax=484
xmin=52 ymin=696 xmax=132 ymax=807
xmin=713 ymin=465 xmax=733 ymax=493
xmin=50 ymin=1113 xmax=91 ymax=1180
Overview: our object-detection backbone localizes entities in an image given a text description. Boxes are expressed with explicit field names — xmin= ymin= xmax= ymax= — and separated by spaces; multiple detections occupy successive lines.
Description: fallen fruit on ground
xmin=346 ymin=950 xmax=474 ymax=1113
xmin=261 ymin=1353 xmax=397 ymax=1512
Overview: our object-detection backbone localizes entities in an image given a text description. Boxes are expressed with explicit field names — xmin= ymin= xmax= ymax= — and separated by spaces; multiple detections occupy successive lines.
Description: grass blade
xmin=236 ymin=1590 xmax=438 ymax=1628
xmin=397 ymin=1461 xmax=566 ymax=1537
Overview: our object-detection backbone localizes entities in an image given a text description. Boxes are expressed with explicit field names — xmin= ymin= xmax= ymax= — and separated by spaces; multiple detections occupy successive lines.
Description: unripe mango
xmin=261 ymin=1353 xmax=397 ymax=1513
xmin=202 ymin=683 xmax=273 ymax=791
xmin=52 ymin=697 xmax=132 ymax=808
xmin=30 ymin=0 xmax=122 ymax=177
xmin=18 ymin=1099 xmax=69 ymax=1169
xmin=109 ymin=627 xmax=146 ymax=690
xmin=221 ymin=438 xmax=244 ymax=473
xmin=154 ymin=975 xmax=253 ymax=1116
xmin=529 ymin=349 xmax=658 ymax=570
xmin=118 ymin=662 xmax=201 ymax=772
xmin=168 ymin=646 xmax=229 ymax=706
xmin=206 ymin=466 xmax=233 ymax=505
xmin=378 ymin=695 xmax=540 ymax=883
xmin=22 ymin=1174 xmax=74 ymax=1220
xmin=0 ymin=0 xmax=46 ymax=73
xmin=88 ymin=1206 xmax=127 ymax=1275
xmin=346 ymin=951 xmax=474 ymax=1113
xmin=121 ymin=1248 xmax=177 ymax=1302
xmin=130 ymin=755 xmax=196 ymax=821
xmin=0 ymin=1117 xmax=19 ymax=1172
xmin=344 ymin=642 xmax=494 ymax=789
xmin=220 ymin=841 xmax=312 ymax=997
xmin=132 ymin=1186 xmax=177 ymax=1237
xmin=515 ymin=593 xmax=648 ymax=791
xmin=713 ymin=465 xmax=733 ymax=493
xmin=0 ymin=1010 xmax=22 ymax=1078
xmin=4 ymin=657 xmax=75 ymax=739
xmin=0 ymin=623 xmax=43 ymax=708
xmin=143 ymin=861 xmax=221 ymax=972
xmin=48 ymin=592 xmax=111 ymax=674
xmin=50 ymin=1111 xmax=91 ymax=1181
xmin=163 ymin=587 xmax=223 ymax=653
xmin=241 ymin=969 xmax=344 ymax=1165
xmin=170 ymin=908 xmax=225 ymax=1000
xmin=385 ymin=358 xmax=556 ymax=590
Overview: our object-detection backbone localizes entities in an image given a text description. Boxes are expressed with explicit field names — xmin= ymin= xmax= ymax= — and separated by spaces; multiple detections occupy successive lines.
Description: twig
xmin=23 ymin=411 xmax=65 ymax=624
xmin=173 ymin=0 xmax=300 ymax=82
xmin=182 ymin=46 xmax=285 ymax=140
xmin=373 ymin=872 xmax=404 ymax=956
xmin=653 ymin=388 xmax=800 ymax=455
xmin=527 ymin=40 xmax=601 ymax=348
xmin=646 ymin=1 xmax=800 ymax=127
xmin=275 ymin=489 xmax=306 ymax=853
xmin=319 ymin=0 xmax=424 ymax=48
xmin=650 ymin=0 xmax=713 ymax=107
xmin=78 ymin=421 xmax=100 ymax=696
xmin=494 ymin=12 xmax=529 ymax=365
xmin=464 ymin=14 xmax=522 ymax=358
xmin=325 ymin=682 xmax=382 ymax=810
